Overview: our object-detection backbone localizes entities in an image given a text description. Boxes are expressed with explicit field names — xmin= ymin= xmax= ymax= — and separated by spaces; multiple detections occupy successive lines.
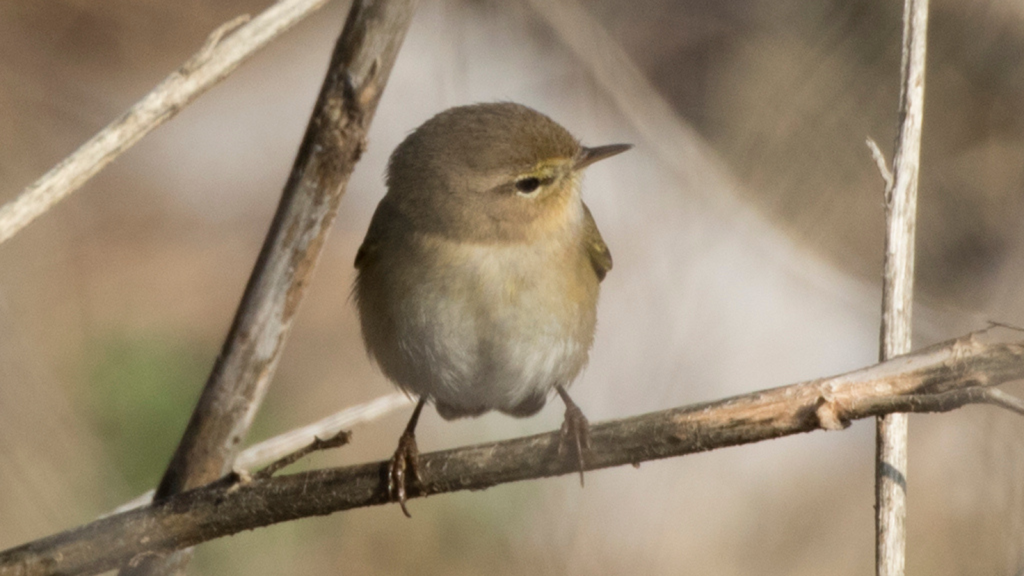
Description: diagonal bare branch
xmin=0 ymin=0 xmax=332 ymax=246
xmin=118 ymin=2 xmax=419 ymax=575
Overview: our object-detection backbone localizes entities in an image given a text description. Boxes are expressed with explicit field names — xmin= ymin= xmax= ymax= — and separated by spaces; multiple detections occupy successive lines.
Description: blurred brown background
xmin=2 ymin=0 xmax=1024 ymax=574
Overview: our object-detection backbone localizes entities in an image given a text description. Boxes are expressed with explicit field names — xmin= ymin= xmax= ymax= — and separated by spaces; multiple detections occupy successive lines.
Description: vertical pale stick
xmin=876 ymin=0 xmax=929 ymax=575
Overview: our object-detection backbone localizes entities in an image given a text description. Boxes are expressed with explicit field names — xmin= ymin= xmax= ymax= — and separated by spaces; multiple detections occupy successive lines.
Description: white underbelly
xmin=389 ymin=237 xmax=597 ymax=417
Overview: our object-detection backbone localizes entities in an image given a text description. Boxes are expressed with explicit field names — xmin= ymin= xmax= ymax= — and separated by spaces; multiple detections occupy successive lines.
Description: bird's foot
xmin=556 ymin=387 xmax=591 ymax=487
xmin=387 ymin=429 xmax=422 ymax=517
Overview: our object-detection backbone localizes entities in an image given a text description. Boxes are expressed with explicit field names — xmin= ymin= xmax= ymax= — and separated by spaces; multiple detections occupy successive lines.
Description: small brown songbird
xmin=354 ymin=102 xmax=630 ymax=516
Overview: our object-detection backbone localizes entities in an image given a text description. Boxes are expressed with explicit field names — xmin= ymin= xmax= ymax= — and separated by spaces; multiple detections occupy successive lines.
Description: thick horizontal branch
xmin=2 ymin=335 xmax=1023 ymax=576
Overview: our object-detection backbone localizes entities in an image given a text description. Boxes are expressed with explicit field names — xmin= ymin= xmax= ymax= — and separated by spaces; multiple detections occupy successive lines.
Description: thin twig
xmin=236 ymin=392 xmax=409 ymax=470
xmin=876 ymin=1 xmax=930 ymax=575
xmin=3 ymin=335 xmax=1023 ymax=576
xmin=987 ymin=321 xmax=1024 ymax=333
xmin=254 ymin=429 xmax=351 ymax=480
xmin=981 ymin=388 xmax=1024 ymax=416
xmin=120 ymin=2 xmax=418 ymax=575
xmin=866 ymin=137 xmax=894 ymax=193
xmin=108 ymin=393 xmax=410 ymax=515
xmin=0 ymin=0 xmax=332 ymax=246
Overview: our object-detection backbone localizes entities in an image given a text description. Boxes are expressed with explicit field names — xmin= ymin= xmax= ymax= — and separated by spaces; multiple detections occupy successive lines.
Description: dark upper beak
xmin=573 ymin=143 xmax=632 ymax=170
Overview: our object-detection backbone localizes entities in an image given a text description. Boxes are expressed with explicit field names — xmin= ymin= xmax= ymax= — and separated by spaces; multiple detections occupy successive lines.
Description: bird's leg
xmin=555 ymin=385 xmax=591 ymax=487
xmin=388 ymin=397 xmax=427 ymax=517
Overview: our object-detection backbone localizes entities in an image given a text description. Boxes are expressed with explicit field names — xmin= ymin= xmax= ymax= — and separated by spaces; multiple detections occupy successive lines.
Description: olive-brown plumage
xmin=354 ymin=102 xmax=629 ymax=515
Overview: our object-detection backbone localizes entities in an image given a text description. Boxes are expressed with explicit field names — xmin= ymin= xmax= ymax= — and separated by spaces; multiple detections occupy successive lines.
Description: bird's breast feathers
xmin=384 ymin=223 xmax=599 ymax=413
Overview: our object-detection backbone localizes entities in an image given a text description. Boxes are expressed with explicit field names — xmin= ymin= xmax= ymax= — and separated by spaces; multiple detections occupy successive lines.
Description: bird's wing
xmin=354 ymin=234 xmax=376 ymax=270
xmin=582 ymin=202 xmax=612 ymax=282
xmin=354 ymin=198 xmax=401 ymax=270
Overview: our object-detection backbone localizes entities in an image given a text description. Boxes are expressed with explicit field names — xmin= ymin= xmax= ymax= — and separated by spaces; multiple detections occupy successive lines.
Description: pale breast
xmin=359 ymin=226 xmax=600 ymax=419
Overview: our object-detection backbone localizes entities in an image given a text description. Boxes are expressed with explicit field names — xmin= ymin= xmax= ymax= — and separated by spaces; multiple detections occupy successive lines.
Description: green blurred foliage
xmin=84 ymin=333 xmax=209 ymax=497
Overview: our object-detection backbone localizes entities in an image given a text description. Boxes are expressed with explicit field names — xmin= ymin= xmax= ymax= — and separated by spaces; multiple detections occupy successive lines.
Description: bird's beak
xmin=574 ymin=143 xmax=632 ymax=170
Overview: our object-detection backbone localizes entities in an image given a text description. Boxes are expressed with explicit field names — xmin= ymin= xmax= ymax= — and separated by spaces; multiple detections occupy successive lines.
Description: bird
xmin=353 ymin=102 xmax=630 ymax=516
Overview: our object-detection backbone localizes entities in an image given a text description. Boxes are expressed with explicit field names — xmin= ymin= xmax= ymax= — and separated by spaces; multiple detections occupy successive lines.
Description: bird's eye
xmin=514 ymin=177 xmax=542 ymax=194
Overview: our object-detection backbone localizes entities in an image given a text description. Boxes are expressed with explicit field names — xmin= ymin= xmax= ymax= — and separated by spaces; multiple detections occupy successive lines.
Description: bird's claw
xmin=558 ymin=401 xmax=591 ymax=487
xmin=388 ymin=430 xmax=422 ymax=517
